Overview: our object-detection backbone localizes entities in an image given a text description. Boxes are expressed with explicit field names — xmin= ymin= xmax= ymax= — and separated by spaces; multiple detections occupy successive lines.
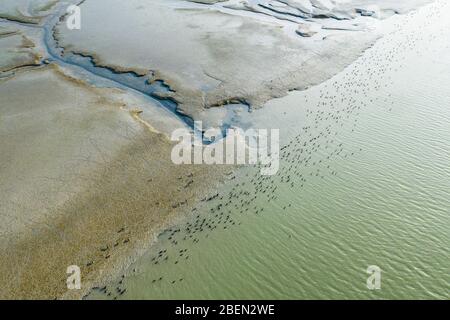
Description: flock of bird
xmin=88 ymin=1 xmax=446 ymax=300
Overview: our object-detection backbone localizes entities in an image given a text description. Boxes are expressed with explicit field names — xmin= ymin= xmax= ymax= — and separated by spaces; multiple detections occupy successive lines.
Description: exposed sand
xmin=0 ymin=65 xmax=230 ymax=299
xmin=55 ymin=0 xmax=433 ymax=121
xmin=0 ymin=0 xmax=58 ymax=24
xmin=0 ymin=26 xmax=42 ymax=74
xmin=0 ymin=0 xmax=437 ymax=299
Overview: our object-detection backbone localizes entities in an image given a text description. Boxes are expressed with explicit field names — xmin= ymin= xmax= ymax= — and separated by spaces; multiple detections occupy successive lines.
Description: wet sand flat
xmin=0 ymin=0 xmax=58 ymax=24
xmin=86 ymin=0 xmax=450 ymax=300
xmin=0 ymin=0 xmax=440 ymax=300
xmin=55 ymin=0 xmax=382 ymax=120
xmin=0 ymin=26 xmax=42 ymax=73
xmin=0 ymin=65 xmax=229 ymax=299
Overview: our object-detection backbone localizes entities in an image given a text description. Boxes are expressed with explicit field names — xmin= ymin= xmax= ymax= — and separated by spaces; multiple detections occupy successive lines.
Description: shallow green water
xmin=89 ymin=2 xmax=450 ymax=300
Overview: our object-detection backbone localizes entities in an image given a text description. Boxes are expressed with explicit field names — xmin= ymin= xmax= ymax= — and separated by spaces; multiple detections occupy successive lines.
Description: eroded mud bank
xmin=55 ymin=0 xmax=433 ymax=120
xmin=0 ymin=65 xmax=231 ymax=299
xmin=0 ymin=0 xmax=437 ymax=299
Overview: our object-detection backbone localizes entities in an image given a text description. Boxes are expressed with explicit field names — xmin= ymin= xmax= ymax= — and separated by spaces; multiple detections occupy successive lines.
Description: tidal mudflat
xmin=55 ymin=0 xmax=434 ymax=120
xmin=0 ymin=0 xmax=447 ymax=300
xmin=87 ymin=0 xmax=450 ymax=300
xmin=0 ymin=0 xmax=58 ymax=24
xmin=0 ymin=64 xmax=233 ymax=299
